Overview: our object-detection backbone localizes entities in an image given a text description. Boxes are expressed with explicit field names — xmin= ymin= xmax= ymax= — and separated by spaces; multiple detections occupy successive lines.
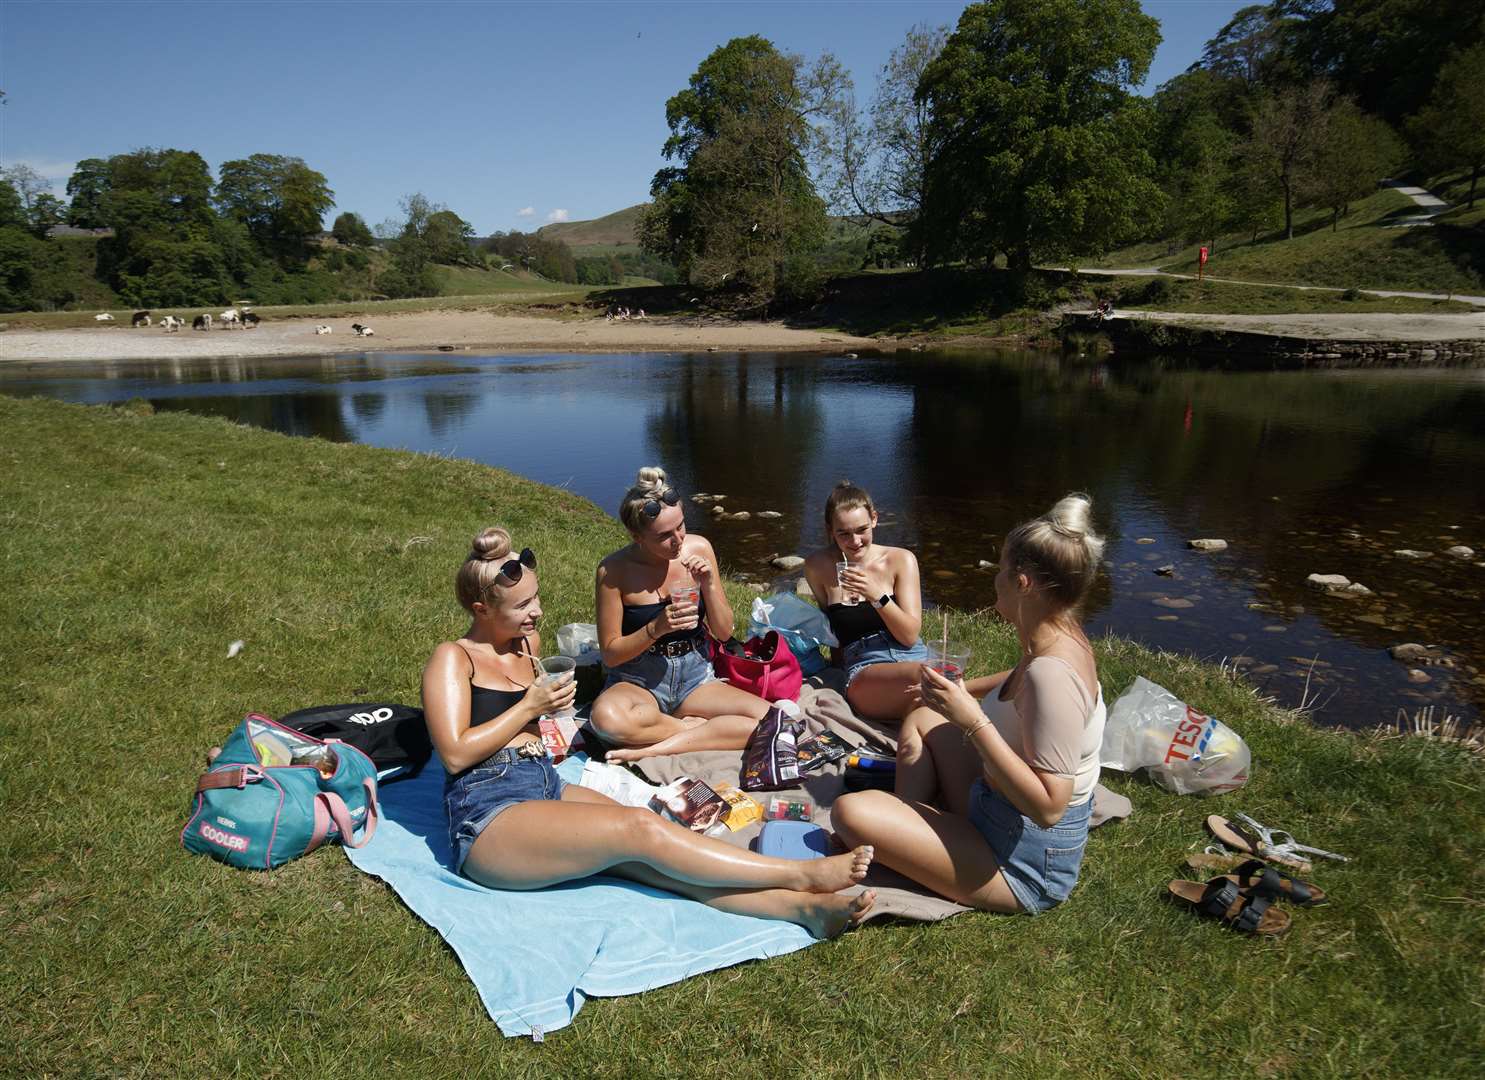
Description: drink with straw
xmin=925 ymin=639 xmax=971 ymax=682
xmin=836 ymin=559 xmax=859 ymax=605
xmin=669 ymin=579 xmax=701 ymax=629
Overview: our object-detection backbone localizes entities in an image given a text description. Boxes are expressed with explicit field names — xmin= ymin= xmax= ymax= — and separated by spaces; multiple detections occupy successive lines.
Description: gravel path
xmin=1108 ymin=309 xmax=1485 ymax=341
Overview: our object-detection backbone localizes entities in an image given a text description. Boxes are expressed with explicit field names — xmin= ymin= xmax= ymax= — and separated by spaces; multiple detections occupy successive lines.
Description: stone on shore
xmin=1188 ymin=539 xmax=1228 ymax=552
xmin=770 ymin=555 xmax=805 ymax=571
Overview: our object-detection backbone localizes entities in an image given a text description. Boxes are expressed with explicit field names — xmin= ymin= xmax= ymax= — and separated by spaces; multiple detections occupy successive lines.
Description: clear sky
xmin=1 ymin=0 xmax=1245 ymax=235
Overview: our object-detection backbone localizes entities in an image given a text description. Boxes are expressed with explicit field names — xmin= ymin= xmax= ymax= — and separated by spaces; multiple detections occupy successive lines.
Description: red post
xmin=1198 ymin=245 xmax=1209 ymax=282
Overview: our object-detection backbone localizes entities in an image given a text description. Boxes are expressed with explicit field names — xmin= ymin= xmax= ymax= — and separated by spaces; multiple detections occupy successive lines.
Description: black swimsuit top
xmin=458 ymin=641 xmax=533 ymax=727
xmin=622 ymin=594 xmax=708 ymax=647
xmin=826 ymin=596 xmax=906 ymax=650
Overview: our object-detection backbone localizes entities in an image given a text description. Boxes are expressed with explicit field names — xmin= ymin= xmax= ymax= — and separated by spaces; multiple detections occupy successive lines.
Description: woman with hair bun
xmin=832 ymin=494 xmax=1108 ymax=915
xmin=421 ymin=525 xmax=877 ymax=934
xmin=802 ymin=481 xmax=929 ymax=722
xmin=590 ymin=467 xmax=774 ymax=762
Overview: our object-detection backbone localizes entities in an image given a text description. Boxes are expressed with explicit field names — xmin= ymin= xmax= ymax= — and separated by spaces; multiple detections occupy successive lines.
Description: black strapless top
xmin=826 ymin=596 xmax=906 ymax=650
xmin=622 ymin=594 xmax=708 ymax=647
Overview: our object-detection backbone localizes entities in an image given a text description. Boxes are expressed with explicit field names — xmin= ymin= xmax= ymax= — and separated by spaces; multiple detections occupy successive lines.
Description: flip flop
xmin=1167 ymin=877 xmax=1292 ymax=937
xmin=1229 ymin=859 xmax=1328 ymax=907
xmin=1205 ymin=815 xmax=1314 ymax=874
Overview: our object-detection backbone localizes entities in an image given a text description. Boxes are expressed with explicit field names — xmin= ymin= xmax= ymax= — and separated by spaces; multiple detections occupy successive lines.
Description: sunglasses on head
xmin=491 ymin=547 xmax=537 ymax=588
xmin=641 ymin=488 xmax=681 ymax=520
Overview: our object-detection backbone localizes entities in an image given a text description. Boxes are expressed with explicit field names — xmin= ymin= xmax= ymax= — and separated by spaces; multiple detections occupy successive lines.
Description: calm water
xmin=5 ymin=348 xmax=1483 ymax=730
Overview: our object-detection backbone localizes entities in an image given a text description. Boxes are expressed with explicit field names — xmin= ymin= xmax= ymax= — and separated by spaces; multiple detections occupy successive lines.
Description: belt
xmin=649 ymin=635 xmax=703 ymax=657
xmin=474 ymin=740 xmax=548 ymax=768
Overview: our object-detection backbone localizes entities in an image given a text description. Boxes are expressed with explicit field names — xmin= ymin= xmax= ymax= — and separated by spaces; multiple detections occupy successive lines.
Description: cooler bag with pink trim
xmin=181 ymin=713 xmax=380 ymax=869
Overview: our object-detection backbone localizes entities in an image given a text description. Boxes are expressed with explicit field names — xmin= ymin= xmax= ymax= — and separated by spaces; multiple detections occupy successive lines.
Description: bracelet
xmin=961 ymin=719 xmax=991 ymax=745
xmin=645 ymin=621 xmax=658 ymax=640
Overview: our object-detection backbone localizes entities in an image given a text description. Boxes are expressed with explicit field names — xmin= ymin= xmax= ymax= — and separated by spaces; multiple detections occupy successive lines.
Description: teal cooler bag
xmin=182 ymin=713 xmax=380 ymax=869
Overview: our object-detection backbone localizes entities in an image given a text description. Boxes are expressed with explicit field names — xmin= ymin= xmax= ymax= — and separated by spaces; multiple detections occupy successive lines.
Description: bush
xmin=1341 ymin=286 xmax=1364 ymax=301
xmin=1139 ymin=277 xmax=1174 ymax=305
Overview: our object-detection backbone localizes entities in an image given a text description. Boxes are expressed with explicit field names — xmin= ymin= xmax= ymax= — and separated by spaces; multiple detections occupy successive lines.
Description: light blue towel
xmin=344 ymin=754 xmax=816 ymax=1037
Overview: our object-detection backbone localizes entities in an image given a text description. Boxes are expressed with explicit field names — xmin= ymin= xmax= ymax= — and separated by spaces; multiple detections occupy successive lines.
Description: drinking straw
xmin=520 ymin=638 xmax=544 ymax=681
xmin=941 ymin=612 xmax=948 ymax=664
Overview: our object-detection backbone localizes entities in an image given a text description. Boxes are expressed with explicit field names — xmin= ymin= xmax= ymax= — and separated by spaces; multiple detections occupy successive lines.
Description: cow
xmin=94 ymin=313 xmax=115 ymax=322
xmin=160 ymin=315 xmax=184 ymax=332
xmin=241 ymin=311 xmax=261 ymax=328
xmin=131 ymin=311 xmax=151 ymax=327
xmin=192 ymin=314 xmax=212 ymax=331
xmin=219 ymin=308 xmax=241 ymax=328
xmin=351 ymin=323 xmax=374 ymax=337
xmin=314 ymin=325 xmax=333 ymax=335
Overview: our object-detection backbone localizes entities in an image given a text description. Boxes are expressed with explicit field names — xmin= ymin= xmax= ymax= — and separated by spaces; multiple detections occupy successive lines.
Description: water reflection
xmin=3 ymin=349 xmax=1481 ymax=729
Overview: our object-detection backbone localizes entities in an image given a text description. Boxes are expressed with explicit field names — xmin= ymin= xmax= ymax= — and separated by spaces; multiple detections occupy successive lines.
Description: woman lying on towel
xmin=590 ymin=466 xmax=774 ymax=762
xmin=422 ymin=526 xmax=876 ymax=936
xmin=833 ymin=494 xmax=1107 ymax=915
xmin=802 ymin=480 xmax=928 ymax=722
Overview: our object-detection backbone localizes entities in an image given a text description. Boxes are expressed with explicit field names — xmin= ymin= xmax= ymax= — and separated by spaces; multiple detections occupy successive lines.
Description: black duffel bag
xmin=279 ymin=702 xmax=432 ymax=780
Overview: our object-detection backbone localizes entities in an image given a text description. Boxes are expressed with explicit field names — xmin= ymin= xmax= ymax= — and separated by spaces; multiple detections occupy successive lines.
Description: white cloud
xmin=546 ymin=208 xmax=570 ymax=223
xmin=516 ymin=206 xmax=534 ymax=217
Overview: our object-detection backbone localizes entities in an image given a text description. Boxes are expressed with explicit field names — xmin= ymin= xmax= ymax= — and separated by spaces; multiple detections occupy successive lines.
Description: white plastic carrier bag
xmin=1100 ymin=676 xmax=1251 ymax=796
xmin=749 ymin=593 xmax=839 ymax=676
xmin=556 ymin=623 xmax=602 ymax=666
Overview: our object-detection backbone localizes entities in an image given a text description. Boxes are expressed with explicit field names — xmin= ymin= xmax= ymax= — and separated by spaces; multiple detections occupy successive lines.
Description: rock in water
xmin=977 ymin=559 xmax=996 ymax=569
xmin=756 ymin=510 xmax=783 ymax=519
xmin=1188 ymin=539 xmax=1228 ymax=552
xmin=1154 ymin=564 xmax=1176 ymax=576
xmin=770 ymin=555 xmax=805 ymax=571
xmin=1445 ymin=545 xmax=1475 ymax=559
xmin=1392 ymin=549 xmax=1430 ymax=559
xmin=1306 ymin=573 xmax=1371 ymax=597
xmin=1153 ymin=596 xmax=1194 ymax=609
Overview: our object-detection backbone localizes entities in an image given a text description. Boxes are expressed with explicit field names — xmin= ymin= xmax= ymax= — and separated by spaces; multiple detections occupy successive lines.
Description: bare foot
xmin=679 ymin=715 xmax=707 ymax=729
xmin=801 ymin=889 xmax=877 ymax=939
xmin=604 ymin=744 xmax=655 ymax=764
xmin=799 ymin=845 xmax=874 ymax=893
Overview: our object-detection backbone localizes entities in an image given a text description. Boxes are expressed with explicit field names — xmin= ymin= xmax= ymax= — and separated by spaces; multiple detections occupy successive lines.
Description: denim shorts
xmin=968 ymin=778 xmax=1091 ymax=914
xmin=842 ymin=630 xmax=930 ymax=685
xmin=445 ymin=745 xmax=567 ymax=876
xmin=603 ymin=636 xmax=717 ymax=714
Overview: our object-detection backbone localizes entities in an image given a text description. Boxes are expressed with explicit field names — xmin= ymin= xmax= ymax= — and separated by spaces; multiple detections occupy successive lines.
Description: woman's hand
xmin=918 ymin=663 xmax=981 ymax=729
xmin=523 ymin=670 xmax=576 ymax=717
xmin=680 ymin=553 xmax=713 ymax=588
xmin=653 ymin=598 xmax=699 ymax=636
xmin=842 ymin=556 xmax=891 ymax=603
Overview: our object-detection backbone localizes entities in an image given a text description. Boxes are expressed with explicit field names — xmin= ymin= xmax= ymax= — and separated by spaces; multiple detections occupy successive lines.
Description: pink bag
xmin=713 ymin=630 xmax=803 ymax=703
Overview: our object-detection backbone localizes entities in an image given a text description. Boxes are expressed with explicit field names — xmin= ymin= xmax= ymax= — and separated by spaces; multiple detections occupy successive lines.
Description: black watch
xmin=875 ymin=593 xmax=891 ymax=609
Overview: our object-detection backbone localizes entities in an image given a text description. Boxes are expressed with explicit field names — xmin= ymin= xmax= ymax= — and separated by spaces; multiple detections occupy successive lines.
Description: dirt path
xmin=0 ymin=311 xmax=877 ymax=364
xmin=1071 ymin=266 xmax=1485 ymax=308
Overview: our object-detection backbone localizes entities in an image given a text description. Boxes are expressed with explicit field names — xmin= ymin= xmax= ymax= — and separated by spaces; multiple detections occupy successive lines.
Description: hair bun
xmin=635 ymin=465 xmax=669 ymax=493
xmin=1046 ymin=493 xmax=1104 ymax=559
xmin=470 ymin=526 xmax=512 ymax=562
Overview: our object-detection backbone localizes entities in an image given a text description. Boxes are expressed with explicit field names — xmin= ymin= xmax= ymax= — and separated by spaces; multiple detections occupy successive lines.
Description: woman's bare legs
xmin=894 ymin=707 xmax=981 ymax=818
xmin=845 ymin=661 xmax=927 ymax=722
xmin=589 ymin=682 xmax=695 ymax=747
xmin=465 ymin=784 xmax=873 ymax=894
xmin=606 ymin=682 xmax=770 ymax=763
xmin=831 ymin=789 xmax=1022 ymax=912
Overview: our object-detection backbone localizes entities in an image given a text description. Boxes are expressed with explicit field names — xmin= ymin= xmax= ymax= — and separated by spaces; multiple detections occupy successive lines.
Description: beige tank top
xmin=978 ymin=654 xmax=1105 ymax=807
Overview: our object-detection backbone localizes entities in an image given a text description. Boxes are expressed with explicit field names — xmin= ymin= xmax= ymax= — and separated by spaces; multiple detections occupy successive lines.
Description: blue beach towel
xmin=343 ymin=754 xmax=816 ymax=1037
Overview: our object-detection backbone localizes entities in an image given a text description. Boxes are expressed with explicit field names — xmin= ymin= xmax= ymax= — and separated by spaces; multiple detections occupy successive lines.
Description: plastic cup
xmin=924 ymin=640 xmax=971 ymax=682
xmin=669 ymin=582 xmax=701 ymax=628
xmin=836 ymin=560 xmax=859 ymax=605
xmin=539 ymin=655 xmax=578 ymax=720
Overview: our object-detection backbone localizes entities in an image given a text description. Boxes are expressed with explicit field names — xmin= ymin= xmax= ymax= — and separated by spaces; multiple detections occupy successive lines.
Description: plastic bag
xmin=749 ymin=593 xmax=837 ymax=676
xmin=1100 ymin=676 xmax=1251 ymax=796
xmin=556 ymin=623 xmax=601 ymax=666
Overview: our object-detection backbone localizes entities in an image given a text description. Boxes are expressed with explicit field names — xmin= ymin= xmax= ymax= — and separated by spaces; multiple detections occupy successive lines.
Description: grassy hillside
xmin=2 ymin=394 xmax=1481 ymax=1077
xmin=538 ymin=203 xmax=646 ymax=247
xmin=1094 ymin=187 xmax=1485 ymax=294
xmin=433 ymin=263 xmax=574 ymax=295
xmin=49 ymin=236 xmax=121 ymax=309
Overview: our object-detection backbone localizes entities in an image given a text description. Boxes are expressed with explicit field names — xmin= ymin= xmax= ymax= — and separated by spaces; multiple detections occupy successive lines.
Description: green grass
xmin=433 ymin=264 xmax=576 ymax=296
xmin=2 ymin=394 xmax=1482 ymax=1077
xmin=1095 ymin=188 xmax=1485 ymax=294
xmin=1102 ymin=275 xmax=1477 ymax=314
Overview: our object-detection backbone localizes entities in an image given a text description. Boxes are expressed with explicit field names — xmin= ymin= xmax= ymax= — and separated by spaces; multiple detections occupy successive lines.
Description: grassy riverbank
xmin=2 ymin=395 xmax=1481 ymax=1078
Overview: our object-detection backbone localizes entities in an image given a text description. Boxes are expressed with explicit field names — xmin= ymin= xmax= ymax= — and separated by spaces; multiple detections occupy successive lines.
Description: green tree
xmin=381 ymin=193 xmax=444 ymax=299
xmin=425 ymin=209 xmax=476 ymax=265
xmin=330 ymin=211 xmax=374 ymax=247
xmin=1407 ymin=40 xmax=1485 ymax=208
xmin=65 ymin=158 xmax=112 ymax=228
xmin=917 ymin=0 xmax=1165 ymax=273
xmin=1307 ymin=100 xmax=1403 ymax=229
xmin=640 ymin=35 xmax=844 ymax=304
xmin=0 ymin=178 xmax=25 ymax=229
xmin=1243 ymin=79 xmax=1331 ymax=239
xmin=96 ymin=148 xmax=224 ymax=305
xmin=215 ymin=154 xmax=334 ymax=264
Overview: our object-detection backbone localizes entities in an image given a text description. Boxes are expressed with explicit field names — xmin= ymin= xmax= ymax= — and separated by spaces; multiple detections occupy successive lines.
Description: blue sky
xmin=1 ymin=0 xmax=1245 ymax=235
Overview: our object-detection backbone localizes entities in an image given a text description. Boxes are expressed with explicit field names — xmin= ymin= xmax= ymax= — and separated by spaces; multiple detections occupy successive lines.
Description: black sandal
xmin=1229 ymin=859 xmax=1328 ymax=907
xmin=1168 ymin=877 xmax=1292 ymax=936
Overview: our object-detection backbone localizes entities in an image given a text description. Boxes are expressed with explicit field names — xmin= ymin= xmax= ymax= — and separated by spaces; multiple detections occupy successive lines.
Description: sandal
xmin=1229 ymin=859 xmax=1328 ymax=907
xmin=1206 ymin=814 xmax=1322 ymax=873
xmin=1167 ymin=877 xmax=1292 ymax=937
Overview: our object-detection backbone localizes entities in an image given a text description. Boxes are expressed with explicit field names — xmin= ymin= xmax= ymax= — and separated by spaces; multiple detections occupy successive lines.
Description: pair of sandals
xmin=1167 ymin=814 xmax=1342 ymax=937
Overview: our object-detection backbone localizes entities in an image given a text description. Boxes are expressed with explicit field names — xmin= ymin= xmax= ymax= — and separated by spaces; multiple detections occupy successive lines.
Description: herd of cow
xmin=91 ymin=310 xmax=375 ymax=337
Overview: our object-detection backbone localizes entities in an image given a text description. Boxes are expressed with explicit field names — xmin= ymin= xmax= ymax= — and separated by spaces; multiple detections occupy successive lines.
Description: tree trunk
xmin=1283 ymin=177 xmax=1294 ymax=240
xmin=1332 ymin=207 xmax=1339 ymax=232
xmin=1470 ymin=163 xmax=1479 ymax=210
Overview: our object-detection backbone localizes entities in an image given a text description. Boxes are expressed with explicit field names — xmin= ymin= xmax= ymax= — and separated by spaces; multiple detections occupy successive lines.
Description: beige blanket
xmin=630 ymin=677 xmax=1131 ymax=924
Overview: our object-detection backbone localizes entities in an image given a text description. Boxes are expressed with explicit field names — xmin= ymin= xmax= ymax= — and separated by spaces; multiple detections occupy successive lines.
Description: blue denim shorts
xmin=603 ymin=636 xmax=717 ymax=714
xmin=842 ymin=630 xmax=929 ymax=685
xmin=445 ymin=745 xmax=567 ymax=876
xmin=968 ymin=779 xmax=1091 ymax=914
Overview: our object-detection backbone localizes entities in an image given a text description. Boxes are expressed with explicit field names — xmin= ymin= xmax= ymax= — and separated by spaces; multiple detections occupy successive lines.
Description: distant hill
xmin=538 ymin=204 xmax=646 ymax=248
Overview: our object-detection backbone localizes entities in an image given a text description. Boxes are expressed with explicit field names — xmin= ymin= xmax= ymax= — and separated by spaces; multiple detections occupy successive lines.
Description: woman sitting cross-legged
xmin=832 ymin=494 xmax=1107 ymax=914
xmin=591 ymin=466 xmax=774 ymax=762
xmin=422 ymin=526 xmax=875 ymax=936
xmin=802 ymin=480 xmax=929 ymax=722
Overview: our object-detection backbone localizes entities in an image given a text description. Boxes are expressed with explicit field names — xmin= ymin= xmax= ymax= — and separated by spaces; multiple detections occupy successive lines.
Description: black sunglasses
xmin=491 ymin=547 xmax=537 ymax=588
xmin=641 ymin=488 xmax=681 ymax=520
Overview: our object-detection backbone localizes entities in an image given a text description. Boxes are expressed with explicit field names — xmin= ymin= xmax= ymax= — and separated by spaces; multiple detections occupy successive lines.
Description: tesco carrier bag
xmin=182 ymin=713 xmax=380 ymax=869
xmin=1100 ymin=677 xmax=1251 ymax=796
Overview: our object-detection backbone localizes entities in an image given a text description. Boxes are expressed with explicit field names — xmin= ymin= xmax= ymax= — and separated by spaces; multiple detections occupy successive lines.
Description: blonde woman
xmin=590 ymin=466 xmax=774 ymax=762
xmin=802 ymin=481 xmax=928 ymax=721
xmin=421 ymin=526 xmax=876 ymax=935
xmin=832 ymin=495 xmax=1107 ymax=914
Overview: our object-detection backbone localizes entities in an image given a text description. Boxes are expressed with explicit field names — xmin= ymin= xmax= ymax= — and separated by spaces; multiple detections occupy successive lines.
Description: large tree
xmin=1243 ymin=79 xmax=1332 ymax=239
xmin=1407 ymin=40 xmax=1485 ymax=209
xmin=640 ymin=35 xmax=845 ymax=303
xmin=917 ymin=0 xmax=1165 ymax=272
xmin=215 ymin=154 xmax=334 ymax=264
xmin=65 ymin=158 xmax=112 ymax=228
xmin=1306 ymin=99 xmax=1403 ymax=229
xmin=330 ymin=210 xmax=374 ymax=247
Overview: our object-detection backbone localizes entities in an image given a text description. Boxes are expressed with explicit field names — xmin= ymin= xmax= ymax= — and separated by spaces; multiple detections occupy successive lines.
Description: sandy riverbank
xmin=0 ymin=310 xmax=878 ymax=363
xmin=1114 ymin=309 xmax=1485 ymax=340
